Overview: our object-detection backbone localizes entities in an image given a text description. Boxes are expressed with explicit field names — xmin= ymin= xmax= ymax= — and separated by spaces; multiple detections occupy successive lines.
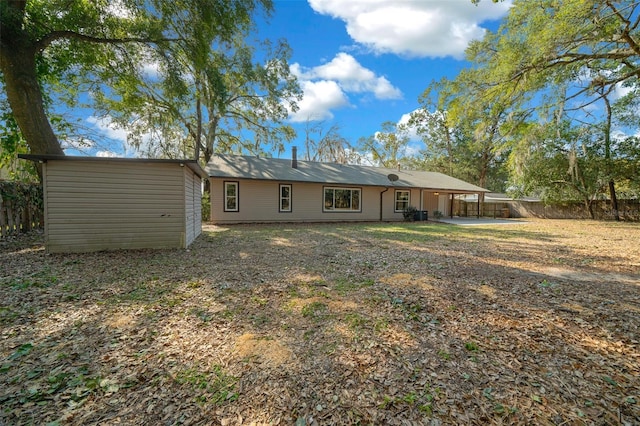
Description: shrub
xmin=403 ymin=205 xmax=418 ymax=221
xmin=201 ymin=191 xmax=210 ymax=222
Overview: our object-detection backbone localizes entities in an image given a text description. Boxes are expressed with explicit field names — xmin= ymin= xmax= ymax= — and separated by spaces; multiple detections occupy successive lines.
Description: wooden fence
xmin=508 ymin=199 xmax=640 ymax=221
xmin=456 ymin=199 xmax=640 ymax=221
xmin=0 ymin=181 xmax=44 ymax=238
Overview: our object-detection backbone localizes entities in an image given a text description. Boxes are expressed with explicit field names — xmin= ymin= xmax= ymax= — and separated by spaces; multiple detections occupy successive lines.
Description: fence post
xmin=7 ymin=202 xmax=15 ymax=236
xmin=0 ymin=182 xmax=44 ymax=238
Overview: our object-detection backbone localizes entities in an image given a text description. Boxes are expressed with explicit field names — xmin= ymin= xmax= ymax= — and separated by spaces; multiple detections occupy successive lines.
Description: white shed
xmin=19 ymin=155 xmax=206 ymax=253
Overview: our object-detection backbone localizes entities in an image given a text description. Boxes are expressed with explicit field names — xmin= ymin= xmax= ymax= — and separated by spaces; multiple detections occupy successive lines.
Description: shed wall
xmin=43 ymin=161 xmax=187 ymax=253
xmin=184 ymin=168 xmax=202 ymax=246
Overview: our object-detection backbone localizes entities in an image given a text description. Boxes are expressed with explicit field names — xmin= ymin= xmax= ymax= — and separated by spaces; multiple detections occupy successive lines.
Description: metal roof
xmin=18 ymin=154 xmax=208 ymax=178
xmin=206 ymin=154 xmax=488 ymax=193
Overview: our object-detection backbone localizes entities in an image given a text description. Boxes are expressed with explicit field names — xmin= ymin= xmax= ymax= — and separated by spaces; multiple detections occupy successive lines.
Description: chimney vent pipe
xmin=292 ymin=146 xmax=298 ymax=169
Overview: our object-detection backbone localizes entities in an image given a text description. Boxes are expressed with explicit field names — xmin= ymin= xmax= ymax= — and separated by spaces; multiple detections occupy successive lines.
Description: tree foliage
xmin=94 ymin=35 xmax=300 ymax=163
xmin=0 ymin=0 xmax=282 ymax=165
xmin=412 ymin=69 xmax=521 ymax=191
xmin=358 ymin=121 xmax=413 ymax=169
xmin=475 ymin=1 xmax=640 ymax=201
xmin=420 ymin=0 xmax=640 ymax=213
xmin=302 ymin=121 xmax=360 ymax=164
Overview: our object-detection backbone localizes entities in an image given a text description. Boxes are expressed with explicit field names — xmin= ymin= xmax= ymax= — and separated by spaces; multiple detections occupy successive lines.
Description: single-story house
xmin=206 ymin=149 xmax=488 ymax=224
xmin=19 ymin=155 xmax=206 ymax=253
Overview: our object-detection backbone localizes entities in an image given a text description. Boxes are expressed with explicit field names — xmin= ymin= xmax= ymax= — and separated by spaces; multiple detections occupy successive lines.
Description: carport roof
xmin=206 ymin=154 xmax=488 ymax=193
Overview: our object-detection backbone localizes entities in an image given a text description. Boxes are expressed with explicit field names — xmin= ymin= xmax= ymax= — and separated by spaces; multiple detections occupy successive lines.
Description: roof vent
xmin=387 ymin=173 xmax=399 ymax=182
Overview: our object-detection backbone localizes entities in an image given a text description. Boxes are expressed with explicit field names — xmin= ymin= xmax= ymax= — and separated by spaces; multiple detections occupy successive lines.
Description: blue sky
xmin=76 ymin=0 xmax=513 ymax=159
xmin=255 ymin=0 xmax=511 ymax=159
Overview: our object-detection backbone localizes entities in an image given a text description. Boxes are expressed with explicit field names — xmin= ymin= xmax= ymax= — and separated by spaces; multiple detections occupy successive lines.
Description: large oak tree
xmin=0 ymin=0 xmax=274 ymax=159
xmin=468 ymin=0 xmax=640 ymax=218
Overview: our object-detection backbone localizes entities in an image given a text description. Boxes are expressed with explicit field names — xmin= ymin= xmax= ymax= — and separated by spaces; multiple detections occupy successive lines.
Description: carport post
xmin=450 ymin=194 xmax=454 ymax=218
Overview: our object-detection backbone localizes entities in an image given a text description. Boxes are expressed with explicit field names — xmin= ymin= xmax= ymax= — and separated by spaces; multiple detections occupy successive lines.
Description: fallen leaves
xmin=0 ymin=219 xmax=639 ymax=424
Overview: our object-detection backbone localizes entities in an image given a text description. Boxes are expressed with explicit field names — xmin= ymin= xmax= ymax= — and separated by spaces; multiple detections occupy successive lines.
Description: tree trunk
xmin=609 ymin=180 xmax=620 ymax=221
xmin=0 ymin=36 xmax=64 ymax=157
xmin=601 ymin=90 xmax=620 ymax=221
xmin=585 ymin=199 xmax=595 ymax=219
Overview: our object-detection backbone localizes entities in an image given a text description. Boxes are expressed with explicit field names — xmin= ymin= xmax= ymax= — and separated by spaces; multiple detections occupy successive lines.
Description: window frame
xmin=223 ymin=181 xmax=239 ymax=212
xmin=279 ymin=184 xmax=292 ymax=213
xmin=323 ymin=186 xmax=362 ymax=212
xmin=394 ymin=190 xmax=411 ymax=212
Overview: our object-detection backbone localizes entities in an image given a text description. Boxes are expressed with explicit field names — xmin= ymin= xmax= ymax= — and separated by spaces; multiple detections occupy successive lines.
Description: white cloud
xmin=308 ymin=0 xmax=512 ymax=59
xmin=86 ymin=116 xmax=128 ymax=143
xmin=106 ymin=0 xmax=133 ymax=19
xmin=612 ymin=82 xmax=633 ymax=101
xmin=96 ymin=150 xmax=120 ymax=158
xmin=397 ymin=109 xmax=422 ymax=141
xmin=313 ymin=53 xmax=402 ymax=99
xmin=141 ymin=61 xmax=161 ymax=79
xmin=289 ymin=80 xmax=350 ymax=122
xmin=60 ymin=137 xmax=95 ymax=151
xmin=289 ymin=52 xmax=401 ymax=122
xmin=294 ymin=53 xmax=402 ymax=100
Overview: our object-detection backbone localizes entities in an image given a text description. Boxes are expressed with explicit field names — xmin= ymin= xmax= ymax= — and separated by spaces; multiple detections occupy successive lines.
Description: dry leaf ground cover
xmin=0 ymin=219 xmax=639 ymax=425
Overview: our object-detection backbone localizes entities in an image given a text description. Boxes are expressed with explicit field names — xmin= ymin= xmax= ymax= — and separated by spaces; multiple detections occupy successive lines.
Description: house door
xmin=438 ymin=194 xmax=447 ymax=215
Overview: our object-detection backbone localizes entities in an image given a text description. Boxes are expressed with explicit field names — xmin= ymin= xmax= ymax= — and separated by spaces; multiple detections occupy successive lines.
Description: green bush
xmin=403 ymin=205 xmax=418 ymax=221
xmin=201 ymin=191 xmax=210 ymax=222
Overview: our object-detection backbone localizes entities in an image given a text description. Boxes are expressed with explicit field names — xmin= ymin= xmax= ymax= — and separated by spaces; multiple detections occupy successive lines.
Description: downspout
xmin=380 ymin=187 xmax=389 ymax=221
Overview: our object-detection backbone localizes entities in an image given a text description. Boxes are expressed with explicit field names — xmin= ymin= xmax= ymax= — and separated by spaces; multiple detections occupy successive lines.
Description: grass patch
xmin=175 ymin=365 xmax=238 ymax=405
xmin=2 ymin=270 xmax=58 ymax=290
xmin=301 ymin=301 xmax=329 ymax=320
xmin=345 ymin=312 xmax=368 ymax=331
xmin=465 ymin=342 xmax=479 ymax=352
xmin=437 ymin=350 xmax=451 ymax=360
xmin=334 ymin=276 xmax=375 ymax=295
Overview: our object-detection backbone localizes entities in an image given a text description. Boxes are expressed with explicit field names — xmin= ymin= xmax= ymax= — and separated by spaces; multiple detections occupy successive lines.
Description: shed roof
xmin=206 ymin=154 xmax=488 ymax=193
xmin=18 ymin=154 xmax=207 ymax=179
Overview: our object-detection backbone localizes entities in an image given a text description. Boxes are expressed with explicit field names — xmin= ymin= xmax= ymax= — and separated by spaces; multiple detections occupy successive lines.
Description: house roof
xmin=18 ymin=154 xmax=208 ymax=179
xmin=206 ymin=154 xmax=488 ymax=193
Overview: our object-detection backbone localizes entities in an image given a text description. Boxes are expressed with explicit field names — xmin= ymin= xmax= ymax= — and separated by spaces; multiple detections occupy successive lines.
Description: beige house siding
xmin=423 ymin=192 xmax=449 ymax=216
xmin=42 ymin=160 xmax=194 ymax=253
xmin=210 ymin=178 xmax=413 ymax=223
xmin=205 ymin=154 xmax=488 ymax=223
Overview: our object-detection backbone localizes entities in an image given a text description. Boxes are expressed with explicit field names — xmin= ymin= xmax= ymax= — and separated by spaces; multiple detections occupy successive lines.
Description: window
xmin=224 ymin=181 xmax=239 ymax=212
xmin=279 ymin=184 xmax=292 ymax=212
xmin=324 ymin=187 xmax=361 ymax=212
xmin=395 ymin=190 xmax=410 ymax=212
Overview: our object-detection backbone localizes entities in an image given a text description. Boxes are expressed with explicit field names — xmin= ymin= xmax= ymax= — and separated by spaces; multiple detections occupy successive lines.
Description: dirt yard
xmin=0 ymin=219 xmax=638 ymax=425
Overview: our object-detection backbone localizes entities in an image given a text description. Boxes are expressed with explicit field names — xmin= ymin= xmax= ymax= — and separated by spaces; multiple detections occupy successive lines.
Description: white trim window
xmin=395 ymin=190 xmax=410 ymax=212
xmin=224 ymin=181 xmax=239 ymax=212
xmin=324 ymin=187 xmax=361 ymax=212
xmin=279 ymin=184 xmax=292 ymax=212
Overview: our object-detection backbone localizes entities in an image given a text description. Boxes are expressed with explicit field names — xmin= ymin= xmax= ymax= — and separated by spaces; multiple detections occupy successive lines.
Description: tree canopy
xmin=415 ymin=0 xmax=640 ymax=216
xmin=0 ymin=0 xmax=291 ymax=166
